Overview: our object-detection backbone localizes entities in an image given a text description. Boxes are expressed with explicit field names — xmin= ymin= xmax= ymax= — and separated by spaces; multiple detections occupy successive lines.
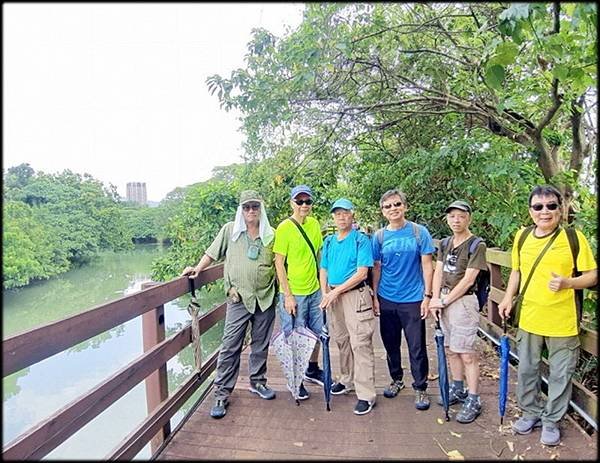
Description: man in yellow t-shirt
xmin=273 ymin=185 xmax=324 ymax=401
xmin=499 ymin=185 xmax=597 ymax=447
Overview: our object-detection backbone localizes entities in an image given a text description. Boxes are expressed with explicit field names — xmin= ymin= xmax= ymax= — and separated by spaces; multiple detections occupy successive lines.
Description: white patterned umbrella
xmin=271 ymin=324 xmax=318 ymax=404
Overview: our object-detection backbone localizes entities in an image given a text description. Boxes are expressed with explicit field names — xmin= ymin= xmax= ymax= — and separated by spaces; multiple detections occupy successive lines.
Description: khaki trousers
xmin=328 ymin=286 xmax=376 ymax=402
xmin=516 ymin=329 xmax=580 ymax=426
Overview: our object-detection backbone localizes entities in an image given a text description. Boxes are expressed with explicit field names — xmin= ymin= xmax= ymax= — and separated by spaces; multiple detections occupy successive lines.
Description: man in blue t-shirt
xmin=372 ymin=189 xmax=435 ymax=410
xmin=320 ymin=198 xmax=377 ymax=415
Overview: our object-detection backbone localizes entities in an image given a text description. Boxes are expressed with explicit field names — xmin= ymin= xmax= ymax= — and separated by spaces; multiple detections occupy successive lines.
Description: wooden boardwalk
xmin=158 ymin=319 xmax=597 ymax=460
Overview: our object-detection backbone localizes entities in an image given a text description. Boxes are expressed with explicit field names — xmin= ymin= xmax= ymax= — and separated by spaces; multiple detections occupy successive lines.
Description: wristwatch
xmin=441 ymin=298 xmax=447 ymax=308
xmin=424 ymin=293 xmax=433 ymax=299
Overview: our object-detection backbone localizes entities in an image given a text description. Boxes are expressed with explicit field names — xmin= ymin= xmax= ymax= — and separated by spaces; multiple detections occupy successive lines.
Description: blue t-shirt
xmin=320 ymin=230 xmax=374 ymax=286
xmin=372 ymin=221 xmax=435 ymax=303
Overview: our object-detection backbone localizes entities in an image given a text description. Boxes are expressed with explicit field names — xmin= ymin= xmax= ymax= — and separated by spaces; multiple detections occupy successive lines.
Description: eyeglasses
xmin=530 ymin=203 xmax=559 ymax=211
xmin=382 ymin=201 xmax=402 ymax=210
xmin=293 ymin=199 xmax=313 ymax=206
xmin=242 ymin=203 xmax=261 ymax=211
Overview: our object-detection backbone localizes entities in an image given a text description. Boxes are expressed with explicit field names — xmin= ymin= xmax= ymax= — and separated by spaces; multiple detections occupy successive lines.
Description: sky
xmin=3 ymin=3 xmax=305 ymax=202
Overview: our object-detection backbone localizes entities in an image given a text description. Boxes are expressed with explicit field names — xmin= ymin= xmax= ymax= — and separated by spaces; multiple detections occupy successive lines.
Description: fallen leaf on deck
xmin=437 ymin=418 xmax=445 ymax=425
xmin=450 ymin=431 xmax=462 ymax=438
xmin=447 ymin=450 xmax=465 ymax=460
xmin=293 ymin=442 xmax=303 ymax=447
xmin=550 ymin=454 xmax=559 ymax=460
xmin=507 ymin=441 xmax=514 ymax=452
xmin=428 ymin=373 xmax=440 ymax=380
xmin=309 ymin=418 xmax=315 ymax=422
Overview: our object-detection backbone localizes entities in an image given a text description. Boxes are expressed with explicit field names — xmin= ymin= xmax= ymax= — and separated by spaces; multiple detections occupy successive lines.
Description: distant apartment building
xmin=126 ymin=182 xmax=147 ymax=205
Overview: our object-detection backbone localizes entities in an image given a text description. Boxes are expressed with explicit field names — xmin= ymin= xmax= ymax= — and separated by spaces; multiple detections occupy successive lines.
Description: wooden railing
xmin=474 ymin=245 xmax=597 ymax=429
xmin=2 ymin=264 xmax=225 ymax=460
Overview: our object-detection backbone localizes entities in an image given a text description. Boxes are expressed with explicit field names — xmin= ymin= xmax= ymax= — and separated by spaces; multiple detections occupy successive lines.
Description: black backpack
xmin=440 ymin=236 xmax=490 ymax=310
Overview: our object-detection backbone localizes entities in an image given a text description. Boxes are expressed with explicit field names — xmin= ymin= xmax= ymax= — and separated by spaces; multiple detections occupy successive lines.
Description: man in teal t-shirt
xmin=273 ymin=185 xmax=324 ymax=401
xmin=319 ymin=198 xmax=376 ymax=415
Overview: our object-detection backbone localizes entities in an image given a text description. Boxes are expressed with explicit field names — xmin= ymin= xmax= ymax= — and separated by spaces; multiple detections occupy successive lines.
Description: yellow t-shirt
xmin=273 ymin=216 xmax=323 ymax=295
xmin=511 ymin=227 xmax=596 ymax=336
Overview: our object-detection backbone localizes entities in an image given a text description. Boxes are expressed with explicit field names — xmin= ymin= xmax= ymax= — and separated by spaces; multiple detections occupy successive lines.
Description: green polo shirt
xmin=273 ymin=216 xmax=323 ymax=295
xmin=205 ymin=222 xmax=276 ymax=313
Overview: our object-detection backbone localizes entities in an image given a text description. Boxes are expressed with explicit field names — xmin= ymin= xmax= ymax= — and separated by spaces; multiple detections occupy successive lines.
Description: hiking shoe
xmin=305 ymin=367 xmax=324 ymax=386
xmin=249 ymin=382 xmax=276 ymax=400
xmin=415 ymin=390 xmax=430 ymax=410
xmin=437 ymin=385 xmax=467 ymax=406
xmin=210 ymin=399 xmax=228 ymax=419
xmin=298 ymin=382 xmax=310 ymax=400
xmin=383 ymin=379 xmax=405 ymax=398
xmin=540 ymin=424 xmax=561 ymax=446
xmin=353 ymin=399 xmax=376 ymax=415
xmin=331 ymin=382 xmax=349 ymax=395
xmin=456 ymin=396 xmax=482 ymax=423
xmin=512 ymin=416 xmax=542 ymax=435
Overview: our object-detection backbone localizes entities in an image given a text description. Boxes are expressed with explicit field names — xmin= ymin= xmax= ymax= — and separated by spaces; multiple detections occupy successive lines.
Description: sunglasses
xmin=382 ymin=201 xmax=403 ymax=210
xmin=530 ymin=202 xmax=559 ymax=211
xmin=242 ymin=203 xmax=261 ymax=211
xmin=293 ymin=199 xmax=313 ymax=206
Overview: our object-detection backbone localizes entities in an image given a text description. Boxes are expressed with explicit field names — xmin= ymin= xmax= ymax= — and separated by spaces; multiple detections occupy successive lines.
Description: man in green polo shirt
xmin=181 ymin=190 xmax=277 ymax=419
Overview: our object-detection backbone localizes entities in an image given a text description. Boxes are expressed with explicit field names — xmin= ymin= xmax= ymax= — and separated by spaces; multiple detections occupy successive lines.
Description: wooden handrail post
xmin=141 ymin=281 xmax=171 ymax=454
xmin=487 ymin=261 xmax=503 ymax=327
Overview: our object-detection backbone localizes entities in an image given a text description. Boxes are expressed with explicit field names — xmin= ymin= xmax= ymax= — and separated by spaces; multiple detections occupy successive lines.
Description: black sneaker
xmin=331 ymin=382 xmax=349 ymax=395
xmin=298 ymin=382 xmax=310 ymax=400
xmin=383 ymin=379 xmax=405 ymax=398
xmin=210 ymin=398 xmax=228 ymax=419
xmin=305 ymin=367 xmax=324 ymax=386
xmin=249 ymin=382 xmax=276 ymax=400
xmin=354 ymin=399 xmax=376 ymax=415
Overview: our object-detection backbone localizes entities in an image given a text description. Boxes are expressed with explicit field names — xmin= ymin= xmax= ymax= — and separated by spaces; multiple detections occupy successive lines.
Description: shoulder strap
xmin=440 ymin=236 xmax=451 ymax=261
xmin=468 ymin=236 xmax=484 ymax=256
xmin=409 ymin=221 xmax=421 ymax=247
xmin=518 ymin=226 xmax=562 ymax=299
xmin=565 ymin=227 xmax=580 ymax=274
xmin=517 ymin=225 xmax=535 ymax=266
xmin=376 ymin=227 xmax=385 ymax=246
xmin=288 ymin=217 xmax=319 ymax=275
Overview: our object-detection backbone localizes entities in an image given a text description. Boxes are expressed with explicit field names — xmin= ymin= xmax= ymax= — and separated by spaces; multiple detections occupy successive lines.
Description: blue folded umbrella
xmin=434 ymin=312 xmax=450 ymax=421
xmin=499 ymin=318 xmax=510 ymax=424
xmin=321 ymin=310 xmax=333 ymax=411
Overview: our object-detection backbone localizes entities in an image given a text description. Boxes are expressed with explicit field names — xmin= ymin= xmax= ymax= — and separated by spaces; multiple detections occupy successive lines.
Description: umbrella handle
xmin=434 ymin=310 xmax=441 ymax=330
xmin=188 ymin=277 xmax=196 ymax=298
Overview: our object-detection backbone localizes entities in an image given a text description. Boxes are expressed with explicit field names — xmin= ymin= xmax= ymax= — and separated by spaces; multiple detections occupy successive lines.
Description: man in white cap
xmin=181 ymin=190 xmax=277 ymax=419
xmin=273 ymin=184 xmax=324 ymax=400
xmin=319 ymin=198 xmax=377 ymax=415
xmin=430 ymin=199 xmax=487 ymax=423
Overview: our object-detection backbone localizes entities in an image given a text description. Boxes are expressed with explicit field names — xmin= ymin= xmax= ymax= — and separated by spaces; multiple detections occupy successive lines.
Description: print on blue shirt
xmin=372 ymin=222 xmax=435 ymax=303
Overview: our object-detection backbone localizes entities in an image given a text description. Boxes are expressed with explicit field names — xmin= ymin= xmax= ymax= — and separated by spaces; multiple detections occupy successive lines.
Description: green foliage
xmin=2 ymin=166 xmax=134 ymax=289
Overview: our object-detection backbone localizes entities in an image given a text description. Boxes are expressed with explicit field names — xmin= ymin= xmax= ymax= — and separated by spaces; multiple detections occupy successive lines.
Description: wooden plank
xmin=2 ymin=327 xmax=192 ymax=460
xmin=2 ymin=264 xmax=223 ymax=377
xmin=485 ymin=247 xmax=512 ymax=267
xmin=107 ymin=350 xmax=219 ymax=460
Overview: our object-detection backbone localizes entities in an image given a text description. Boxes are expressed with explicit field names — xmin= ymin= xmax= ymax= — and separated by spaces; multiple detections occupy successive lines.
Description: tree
xmin=207 ymin=3 xmax=596 ymax=206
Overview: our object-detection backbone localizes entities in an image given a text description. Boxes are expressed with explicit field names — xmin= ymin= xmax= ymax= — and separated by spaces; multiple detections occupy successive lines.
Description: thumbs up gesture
xmin=549 ymin=271 xmax=569 ymax=292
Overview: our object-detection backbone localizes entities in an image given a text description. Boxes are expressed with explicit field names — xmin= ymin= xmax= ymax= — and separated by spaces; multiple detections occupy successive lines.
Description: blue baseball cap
xmin=290 ymin=184 xmax=313 ymax=199
xmin=330 ymin=198 xmax=354 ymax=212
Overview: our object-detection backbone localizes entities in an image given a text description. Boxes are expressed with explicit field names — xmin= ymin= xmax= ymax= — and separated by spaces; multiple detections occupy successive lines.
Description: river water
xmin=2 ymin=244 xmax=225 ymax=459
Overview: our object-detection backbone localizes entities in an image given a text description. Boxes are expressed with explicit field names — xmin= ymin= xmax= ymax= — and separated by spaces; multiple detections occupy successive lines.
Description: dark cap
xmin=290 ymin=185 xmax=313 ymax=199
xmin=445 ymin=200 xmax=471 ymax=214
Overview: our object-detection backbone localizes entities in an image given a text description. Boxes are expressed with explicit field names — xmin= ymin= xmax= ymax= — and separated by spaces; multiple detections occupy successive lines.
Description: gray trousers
xmin=516 ymin=329 xmax=580 ymax=426
xmin=213 ymin=299 xmax=276 ymax=401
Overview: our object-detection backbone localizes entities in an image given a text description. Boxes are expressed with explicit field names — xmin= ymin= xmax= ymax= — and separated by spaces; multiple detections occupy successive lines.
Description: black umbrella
xmin=435 ymin=311 xmax=450 ymax=421
xmin=320 ymin=310 xmax=333 ymax=411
